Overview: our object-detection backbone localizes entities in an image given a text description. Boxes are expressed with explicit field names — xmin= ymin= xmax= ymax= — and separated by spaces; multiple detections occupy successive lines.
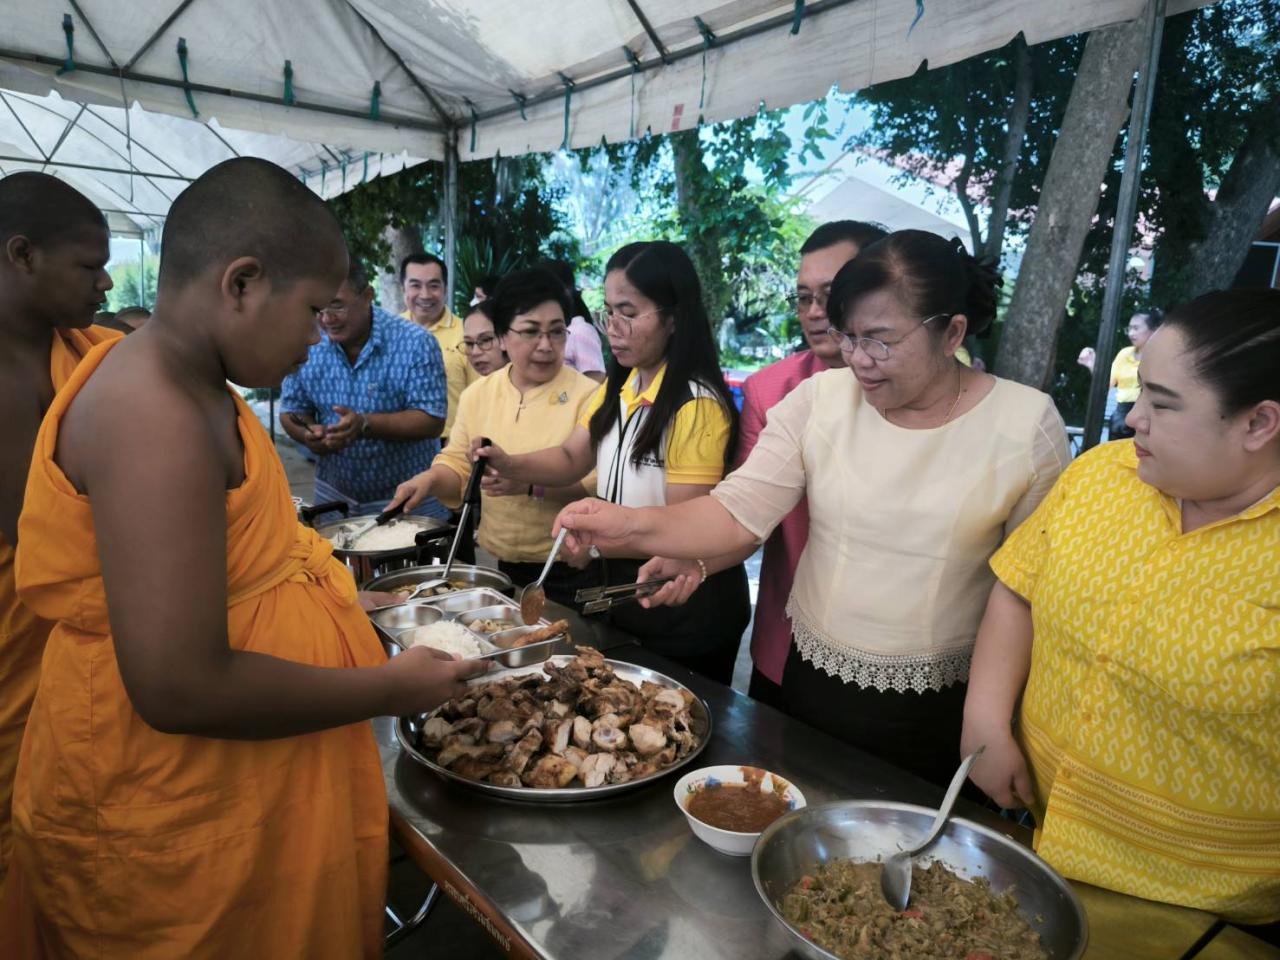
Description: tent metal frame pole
xmin=443 ymin=128 xmax=458 ymax=311
xmin=123 ymin=0 xmax=201 ymax=71
xmin=46 ymin=103 xmax=88 ymax=160
xmin=0 ymin=48 xmax=447 ymax=134
xmin=1 ymin=92 xmax=49 ymax=160
xmin=0 ymin=155 xmax=192 ymax=180
xmin=1082 ymin=0 xmax=1166 ymax=451
xmin=624 ymin=0 xmax=672 ymax=62
xmin=471 ymin=0 xmax=865 ymax=125
xmin=342 ymin=0 xmax=454 ymax=127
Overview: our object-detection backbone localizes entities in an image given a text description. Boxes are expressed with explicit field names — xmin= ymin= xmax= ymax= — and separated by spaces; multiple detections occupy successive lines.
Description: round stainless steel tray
xmin=395 ymin=656 xmax=712 ymax=803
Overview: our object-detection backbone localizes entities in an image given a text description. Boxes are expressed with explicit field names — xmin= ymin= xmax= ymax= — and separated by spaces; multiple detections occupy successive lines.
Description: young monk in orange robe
xmin=0 ymin=173 xmax=117 ymax=887
xmin=6 ymin=158 xmax=486 ymax=958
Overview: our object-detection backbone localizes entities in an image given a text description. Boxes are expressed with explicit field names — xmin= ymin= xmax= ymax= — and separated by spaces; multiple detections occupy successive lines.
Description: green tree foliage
xmin=1145 ymin=0 xmax=1280 ymax=306
xmin=329 ymin=153 xmax=576 ymax=312
xmin=106 ymin=254 xmax=159 ymax=311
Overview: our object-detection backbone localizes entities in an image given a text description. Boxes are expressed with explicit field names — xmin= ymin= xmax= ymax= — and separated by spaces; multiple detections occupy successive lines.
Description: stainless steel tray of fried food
xmin=395 ymin=648 xmax=711 ymax=802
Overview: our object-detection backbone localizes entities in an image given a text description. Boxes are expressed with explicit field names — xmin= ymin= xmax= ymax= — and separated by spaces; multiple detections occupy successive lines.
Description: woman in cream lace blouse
xmin=552 ymin=231 xmax=1070 ymax=788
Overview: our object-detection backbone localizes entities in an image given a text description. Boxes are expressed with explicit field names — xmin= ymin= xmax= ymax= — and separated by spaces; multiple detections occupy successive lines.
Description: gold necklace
xmin=939 ymin=381 xmax=966 ymax=425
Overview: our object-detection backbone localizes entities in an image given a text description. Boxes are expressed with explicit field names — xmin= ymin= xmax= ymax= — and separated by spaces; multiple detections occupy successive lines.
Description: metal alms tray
xmin=396 ymin=656 xmax=712 ymax=803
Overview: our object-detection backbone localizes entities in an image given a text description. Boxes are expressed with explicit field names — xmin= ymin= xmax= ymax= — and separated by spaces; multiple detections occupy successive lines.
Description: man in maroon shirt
xmin=737 ymin=221 xmax=887 ymax=707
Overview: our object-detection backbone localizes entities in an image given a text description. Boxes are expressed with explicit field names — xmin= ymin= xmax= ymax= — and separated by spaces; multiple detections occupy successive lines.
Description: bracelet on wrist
xmin=695 ymin=558 xmax=708 ymax=582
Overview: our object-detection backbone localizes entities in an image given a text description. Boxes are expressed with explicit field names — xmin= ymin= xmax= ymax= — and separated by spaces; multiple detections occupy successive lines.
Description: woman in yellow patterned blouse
xmin=963 ymin=288 xmax=1280 ymax=924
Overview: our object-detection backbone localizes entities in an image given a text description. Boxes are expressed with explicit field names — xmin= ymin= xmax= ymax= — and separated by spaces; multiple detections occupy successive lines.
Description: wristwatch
xmin=358 ymin=413 xmax=371 ymax=438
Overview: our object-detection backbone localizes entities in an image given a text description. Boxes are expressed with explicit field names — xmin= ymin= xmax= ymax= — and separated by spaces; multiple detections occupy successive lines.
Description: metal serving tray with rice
xmin=369 ymin=588 xmax=573 ymax=668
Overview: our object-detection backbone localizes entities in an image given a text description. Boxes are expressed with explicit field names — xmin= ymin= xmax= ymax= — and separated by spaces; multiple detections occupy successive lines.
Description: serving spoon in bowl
xmin=879 ymin=745 xmax=985 ymax=912
xmin=519 ymin=527 xmax=568 ymax=625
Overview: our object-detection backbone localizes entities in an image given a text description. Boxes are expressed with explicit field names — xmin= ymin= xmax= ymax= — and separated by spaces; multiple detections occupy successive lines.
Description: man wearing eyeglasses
xmin=734 ymin=220 xmax=888 ymax=707
xmin=398 ymin=251 xmax=478 ymax=440
xmin=280 ymin=259 xmax=449 ymax=519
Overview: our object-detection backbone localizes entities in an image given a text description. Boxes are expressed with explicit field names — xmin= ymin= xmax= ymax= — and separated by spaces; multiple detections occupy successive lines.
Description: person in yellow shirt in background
xmin=1078 ymin=308 xmax=1163 ymax=440
xmin=389 ymin=268 xmax=598 ymax=604
xmin=399 ymin=251 xmax=479 ymax=438
xmin=964 ymin=288 xmax=1280 ymax=928
xmin=476 ymin=242 xmax=751 ymax=685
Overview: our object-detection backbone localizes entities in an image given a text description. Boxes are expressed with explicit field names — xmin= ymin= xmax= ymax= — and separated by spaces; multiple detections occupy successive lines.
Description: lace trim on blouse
xmin=786 ymin=595 xmax=973 ymax=694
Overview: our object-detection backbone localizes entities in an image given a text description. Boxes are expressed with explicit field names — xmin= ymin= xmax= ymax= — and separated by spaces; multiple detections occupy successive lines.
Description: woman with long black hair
xmin=477 ymin=241 xmax=751 ymax=684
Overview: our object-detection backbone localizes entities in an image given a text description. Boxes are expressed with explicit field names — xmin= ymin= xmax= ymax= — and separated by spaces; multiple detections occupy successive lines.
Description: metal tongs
xmin=575 ymin=578 xmax=675 ymax=615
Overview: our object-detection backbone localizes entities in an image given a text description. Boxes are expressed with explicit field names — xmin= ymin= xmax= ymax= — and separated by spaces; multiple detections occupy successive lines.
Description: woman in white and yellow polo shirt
xmin=389 ymin=269 xmax=598 ymax=604
xmin=477 ymin=242 xmax=750 ymax=684
xmin=964 ymin=289 xmax=1280 ymax=925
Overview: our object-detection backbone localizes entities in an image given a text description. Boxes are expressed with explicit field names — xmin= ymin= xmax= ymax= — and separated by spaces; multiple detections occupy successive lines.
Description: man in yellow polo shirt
xmin=398 ymin=252 xmax=479 ymax=438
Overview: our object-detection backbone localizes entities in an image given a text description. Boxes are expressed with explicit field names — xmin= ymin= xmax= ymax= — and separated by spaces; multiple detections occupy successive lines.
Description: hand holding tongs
xmin=575 ymin=578 xmax=675 ymax=615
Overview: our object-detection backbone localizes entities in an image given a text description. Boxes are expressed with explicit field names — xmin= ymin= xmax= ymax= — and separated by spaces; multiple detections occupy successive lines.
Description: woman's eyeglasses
xmin=458 ymin=334 xmax=499 ymax=353
xmin=825 ymin=313 xmax=952 ymax=361
xmin=507 ymin=327 xmax=568 ymax=345
xmin=592 ymin=308 xmax=660 ymax=338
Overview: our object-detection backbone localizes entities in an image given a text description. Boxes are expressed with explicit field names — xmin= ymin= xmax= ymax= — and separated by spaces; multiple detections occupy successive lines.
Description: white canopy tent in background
xmin=0 ymin=0 xmax=1211 ymax=447
xmin=1 ymin=0 xmax=1207 ymax=229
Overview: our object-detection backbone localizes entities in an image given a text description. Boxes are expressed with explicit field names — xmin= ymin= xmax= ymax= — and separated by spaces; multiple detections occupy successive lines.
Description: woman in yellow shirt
xmin=1078 ymin=308 xmax=1163 ymax=439
xmin=475 ymin=242 xmax=750 ymax=684
xmin=390 ymin=269 xmax=598 ymax=604
xmin=964 ymin=288 xmax=1280 ymax=924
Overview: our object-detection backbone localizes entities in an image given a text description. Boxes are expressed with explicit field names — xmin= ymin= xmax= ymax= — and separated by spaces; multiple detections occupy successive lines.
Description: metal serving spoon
xmin=879 ymin=745 xmax=985 ymax=912
xmin=519 ymin=527 xmax=568 ymax=625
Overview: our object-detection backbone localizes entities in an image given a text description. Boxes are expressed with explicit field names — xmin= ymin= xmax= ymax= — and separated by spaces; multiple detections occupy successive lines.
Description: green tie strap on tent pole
xmin=320 ymin=160 xmax=327 ymax=192
xmin=790 ymin=1 xmax=806 ymax=35
xmin=57 ymin=14 xmax=76 ymax=75
xmin=361 ymin=151 xmax=369 ymax=183
xmin=557 ymin=72 xmax=574 ymax=150
xmin=909 ymin=1 xmax=925 ymax=36
xmin=369 ymin=80 xmax=381 ymax=120
xmin=176 ymin=38 xmax=198 ymax=116
xmin=283 ymin=60 xmax=295 ymax=105
xmin=694 ymin=17 xmax=716 ymax=115
xmin=509 ymin=90 xmax=528 ymax=121
xmin=340 ymin=157 xmax=347 ymax=190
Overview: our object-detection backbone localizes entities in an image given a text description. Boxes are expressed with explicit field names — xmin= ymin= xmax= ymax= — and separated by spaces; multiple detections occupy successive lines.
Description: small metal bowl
xmin=456 ymin=604 xmax=525 ymax=636
xmin=752 ymin=800 xmax=1087 ymax=960
xmin=369 ymin=603 xmax=444 ymax=637
xmin=426 ymin=589 xmax=508 ymax=615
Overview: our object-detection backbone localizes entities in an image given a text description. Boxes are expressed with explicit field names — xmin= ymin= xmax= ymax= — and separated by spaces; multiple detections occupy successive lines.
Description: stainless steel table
xmin=377 ymin=639 xmax=1027 ymax=959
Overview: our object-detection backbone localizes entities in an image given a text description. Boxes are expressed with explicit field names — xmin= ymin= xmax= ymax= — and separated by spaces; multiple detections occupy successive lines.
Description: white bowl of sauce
xmin=674 ymin=765 xmax=807 ymax=857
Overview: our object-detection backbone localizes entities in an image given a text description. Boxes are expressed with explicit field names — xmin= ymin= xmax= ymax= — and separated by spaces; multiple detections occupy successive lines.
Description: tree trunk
xmin=1182 ymin=91 xmax=1280 ymax=299
xmin=983 ymin=35 xmax=1034 ymax=264
xmin=671 ymin=129 xmax=732 ymax=333
xmin=996 ymin=18 xmax=1148 ymax=389
xmin=379 ymin=223 xmax=419 ymax=310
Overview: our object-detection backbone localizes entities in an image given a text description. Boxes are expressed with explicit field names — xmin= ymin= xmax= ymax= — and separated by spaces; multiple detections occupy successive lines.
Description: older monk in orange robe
xmin=0 ymin=173 xmax=118 ymax=887
xmin=6 ymin=158 xmax=486 ymax=958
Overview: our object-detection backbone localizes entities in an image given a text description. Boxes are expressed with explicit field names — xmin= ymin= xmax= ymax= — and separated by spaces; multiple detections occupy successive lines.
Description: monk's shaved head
xmin=0 ymin=172 xmax=107 ymax=247
xmin=159 ymin=157 xmax=345 ymax=291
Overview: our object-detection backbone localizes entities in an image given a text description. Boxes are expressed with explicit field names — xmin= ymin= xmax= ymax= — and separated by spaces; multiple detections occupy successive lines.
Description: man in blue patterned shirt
xmin=279 ymin=260 xmax=448 ymax=519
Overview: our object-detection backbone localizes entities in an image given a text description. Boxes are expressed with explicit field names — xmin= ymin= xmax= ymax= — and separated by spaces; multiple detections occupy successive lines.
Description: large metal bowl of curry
xmin=752 ymin=800 xmax=1087 ymax=960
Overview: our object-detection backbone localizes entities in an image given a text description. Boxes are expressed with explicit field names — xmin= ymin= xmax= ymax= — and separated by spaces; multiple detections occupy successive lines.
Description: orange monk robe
xmin=0 ymin=325 xmax=120 ymax=886
xmin=9 ymin=341 xmax=388 ymax=958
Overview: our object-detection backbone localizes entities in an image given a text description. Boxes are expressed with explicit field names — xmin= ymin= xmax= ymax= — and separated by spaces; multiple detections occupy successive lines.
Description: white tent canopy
xmin=0 ymin=0 xmax=1206 ymax=237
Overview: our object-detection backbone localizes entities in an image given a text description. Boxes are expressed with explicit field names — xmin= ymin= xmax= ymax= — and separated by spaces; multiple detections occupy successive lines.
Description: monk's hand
xmin=383 ymin=645 xmax=494 ymax=715
xmin=357 ymin=590 xmax=400 ymax=612
xmin=961 ymin=721 xmax=1036 ymax=811
xmin=635 ymin=557 xmax=703 ymax=608
xmin=1076 ymin=346 xmax=1096 ymax=372
xmin=325 ymin=405 xmax=362 ymax=450
xmin=387 ymin=473 xmax=432 ymax=513
xmin=479 ymin=469 xmax=524 ymax=498
xmin=554 ymin=498 xmax=638 ymax=558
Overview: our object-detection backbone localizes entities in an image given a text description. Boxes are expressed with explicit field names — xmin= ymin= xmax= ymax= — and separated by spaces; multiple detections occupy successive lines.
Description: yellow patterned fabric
xmin=992 ymin=440 xmax=1280 ymax=924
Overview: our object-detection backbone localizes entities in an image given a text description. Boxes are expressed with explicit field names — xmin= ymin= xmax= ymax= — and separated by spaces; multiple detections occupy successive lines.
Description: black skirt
xmin=780 ymin=643 xmax=970 ymax=791
xmin=600 ymin=557 xmax=750 ymax=686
